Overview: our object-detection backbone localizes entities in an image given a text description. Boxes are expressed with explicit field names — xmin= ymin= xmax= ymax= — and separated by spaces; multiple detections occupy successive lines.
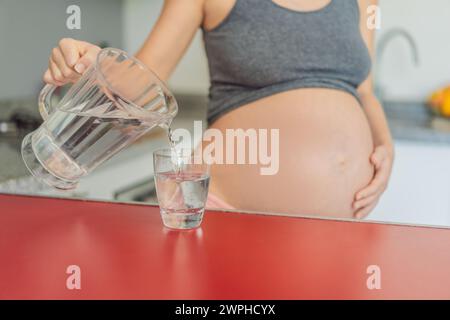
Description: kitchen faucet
xmin=375 ymin=28 xmax=420 ymax=102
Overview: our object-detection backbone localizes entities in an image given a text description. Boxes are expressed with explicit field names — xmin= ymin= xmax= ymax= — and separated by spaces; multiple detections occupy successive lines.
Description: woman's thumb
xmin=74 ymin=47 xmax=100 ymax=74
xmin=370 ymin=147 xmax=385 ymax=168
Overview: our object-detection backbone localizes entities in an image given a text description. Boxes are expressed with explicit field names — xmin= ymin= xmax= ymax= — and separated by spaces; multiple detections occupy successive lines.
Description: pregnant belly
xmin=206 ymin=88 xmax=375 ymax=218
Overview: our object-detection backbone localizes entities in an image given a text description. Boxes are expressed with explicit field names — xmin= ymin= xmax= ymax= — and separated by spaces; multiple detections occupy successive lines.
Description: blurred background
xmin=1 ymin=0 xmax=450 ymax=227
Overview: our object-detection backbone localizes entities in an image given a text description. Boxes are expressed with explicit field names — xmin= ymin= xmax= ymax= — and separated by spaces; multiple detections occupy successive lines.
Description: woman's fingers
xmin=352 ymin=145 xmax=394 ymax=219
xmin=370 ymin=152 xmax=385 ymax=169
xmin=51 ymin=47 xmax=79 ymax=82
xmin=353 ymin=193 xmax=378 ymax=211
xmin=58 ymin=38 xmax=79 ymax=68
xmin=43 ymin=66 xmax=64 ymax=86
xmin=43 ymin=38 xmax=99 ymax=85
xmin=74 ymin=45 xmax=100 ymax=74
xmin=370 ymin=148 xmax=386 ymax=169
xmin=355 ymin=173 xmax=384 ymax=200
xmin=356 ymin=162 xmax=389 ymax=200
xmin=354 ymin=200 xmax=378 ymax=219
xmin=48 ymin=59 xmax=66 ymax=86
xmin=43 ymin=69 xmax=52 ymax=84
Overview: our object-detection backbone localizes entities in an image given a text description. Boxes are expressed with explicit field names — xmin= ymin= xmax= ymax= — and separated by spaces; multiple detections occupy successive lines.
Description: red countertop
xmin=0 ymin=193 xmax=449 ymax=300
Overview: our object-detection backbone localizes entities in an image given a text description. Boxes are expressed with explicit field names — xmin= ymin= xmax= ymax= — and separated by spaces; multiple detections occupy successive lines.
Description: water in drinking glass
xmin=155 ymin=171 xmax=210 ymax=229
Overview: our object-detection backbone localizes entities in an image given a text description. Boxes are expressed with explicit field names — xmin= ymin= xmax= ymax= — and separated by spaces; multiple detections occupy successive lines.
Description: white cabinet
xmin=368 ymin=141 xmax=450 ymax=227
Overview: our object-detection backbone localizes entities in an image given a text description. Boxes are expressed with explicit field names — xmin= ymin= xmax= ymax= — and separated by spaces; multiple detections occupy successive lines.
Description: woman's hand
xmin=43 ymin=38 xmax=100 ymax=86
xmin=353 ymin=144 xmax=394 ymax=219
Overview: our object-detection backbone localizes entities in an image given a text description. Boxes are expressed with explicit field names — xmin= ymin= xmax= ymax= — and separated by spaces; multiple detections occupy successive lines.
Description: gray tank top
xmin=203 ymin=0 xmax=372 ymax=124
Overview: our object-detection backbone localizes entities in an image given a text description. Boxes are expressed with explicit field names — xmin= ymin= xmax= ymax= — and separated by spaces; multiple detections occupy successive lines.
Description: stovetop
xmin=0 ymin=98 xmax=42 ymax=183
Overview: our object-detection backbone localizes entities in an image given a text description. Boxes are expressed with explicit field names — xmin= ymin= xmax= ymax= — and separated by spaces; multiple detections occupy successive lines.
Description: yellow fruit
xmin=428 ymin=89 xmax=445 ymax=110
xmin=441 ymin=97 xmax=450 ymax=117
xmin=444 ymin=87 xmax=450 ymax=96
xmin=428 ymin=86 xmax=450 ymax=115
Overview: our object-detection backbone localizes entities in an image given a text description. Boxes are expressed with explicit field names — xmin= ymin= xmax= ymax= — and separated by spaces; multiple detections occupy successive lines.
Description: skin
xmin=43 ymin=0 xmax=394 ymax=219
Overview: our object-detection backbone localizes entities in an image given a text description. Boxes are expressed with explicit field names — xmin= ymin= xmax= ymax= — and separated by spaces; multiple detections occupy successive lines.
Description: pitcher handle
xmin=38 ymin=84 xmax=58 ymax=120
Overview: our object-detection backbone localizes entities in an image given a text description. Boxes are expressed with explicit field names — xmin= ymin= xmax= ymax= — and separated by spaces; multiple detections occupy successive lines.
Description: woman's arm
xmin=135 ymin=0 xmax=205 ymax=81
xmin=357 ymin=0 xmax=393 ymax=152
xmin=353 ymin=0 xmax=394 ymax=218
xmin=44 ymin=0 xmax=205 ymax=85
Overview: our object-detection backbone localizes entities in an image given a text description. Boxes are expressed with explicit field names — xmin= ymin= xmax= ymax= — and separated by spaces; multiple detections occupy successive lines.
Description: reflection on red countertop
xmin=0 ymin=193 xmax=449 ymax=299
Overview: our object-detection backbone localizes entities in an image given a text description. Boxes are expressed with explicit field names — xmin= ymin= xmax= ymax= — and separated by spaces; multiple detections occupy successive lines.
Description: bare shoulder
xmin=202 ymin=0 xmax=236 ymax=31
xmin=165 ymin=0 xmax=205 ymax=7
xmin=162 ymin=0 xmax=205 ymax=17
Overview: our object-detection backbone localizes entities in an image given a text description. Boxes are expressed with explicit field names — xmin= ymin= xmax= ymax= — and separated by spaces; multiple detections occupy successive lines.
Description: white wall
xmin=0 ymin=0 xmax=123 ymax=100
xmin=376 ymin=0 xmax=450 ymax=102
xmin=122 ymin=0 xmax=210 ymax=95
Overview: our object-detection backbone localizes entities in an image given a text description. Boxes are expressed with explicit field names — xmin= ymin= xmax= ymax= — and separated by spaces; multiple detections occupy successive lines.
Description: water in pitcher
xmin=32 ymin=94 xmax=164 ymax=185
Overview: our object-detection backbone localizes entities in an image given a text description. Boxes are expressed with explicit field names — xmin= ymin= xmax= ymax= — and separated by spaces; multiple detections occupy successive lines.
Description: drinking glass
xmin=153 ymin=148 xmax=210 ymax=229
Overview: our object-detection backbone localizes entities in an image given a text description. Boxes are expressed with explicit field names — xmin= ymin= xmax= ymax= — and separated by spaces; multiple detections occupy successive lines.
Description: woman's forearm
xmin=360 ymin=93 xmax=394 ymax=155
xmin=135 ymin=0 xmax=204 ymax=81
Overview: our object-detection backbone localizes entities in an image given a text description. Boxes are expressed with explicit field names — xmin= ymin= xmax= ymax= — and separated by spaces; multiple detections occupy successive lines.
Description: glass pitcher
xmin=21 ymin=48 xmax=178 ymax=190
